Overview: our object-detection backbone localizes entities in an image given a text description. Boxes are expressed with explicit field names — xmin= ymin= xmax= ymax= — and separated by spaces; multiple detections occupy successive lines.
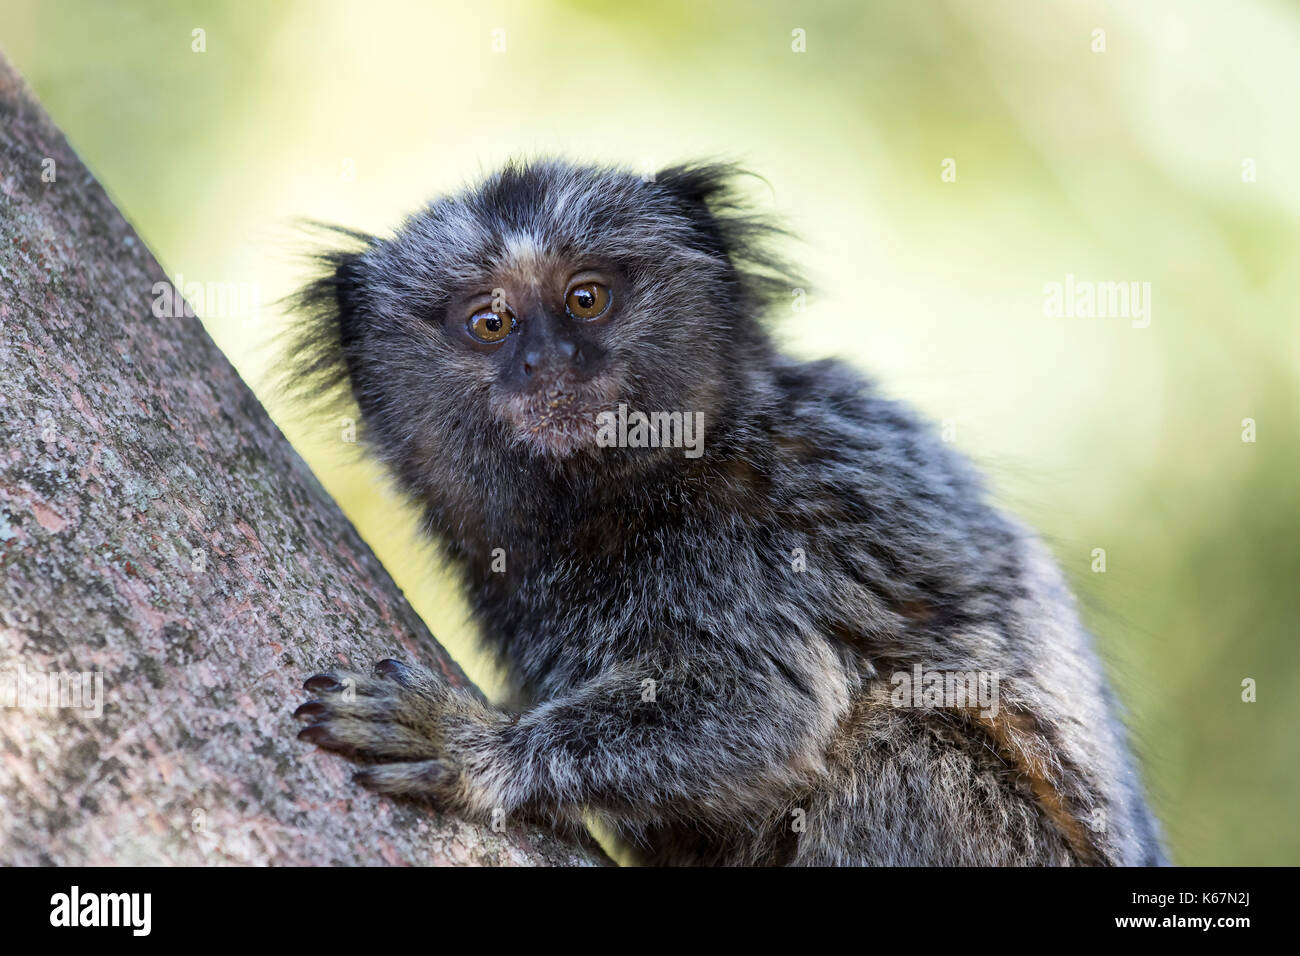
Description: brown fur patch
xmin=972 ymin=708 xmax=1104 ymax=865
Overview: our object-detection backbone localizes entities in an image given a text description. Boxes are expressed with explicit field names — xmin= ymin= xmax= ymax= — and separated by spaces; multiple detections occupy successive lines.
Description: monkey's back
xmin=749 ymin=356 xmax=1163 ymax=865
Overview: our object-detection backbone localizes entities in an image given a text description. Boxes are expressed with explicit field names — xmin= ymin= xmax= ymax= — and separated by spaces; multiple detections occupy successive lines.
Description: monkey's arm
xmin=295 ymin=646 xmax=850 ymax=826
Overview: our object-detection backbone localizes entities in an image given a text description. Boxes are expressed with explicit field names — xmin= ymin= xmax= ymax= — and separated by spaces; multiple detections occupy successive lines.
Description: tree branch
xmin=0 ymin=50 xmax=607 ymax=866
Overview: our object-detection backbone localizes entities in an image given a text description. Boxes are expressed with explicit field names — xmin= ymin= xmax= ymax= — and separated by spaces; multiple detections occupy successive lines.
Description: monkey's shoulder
xmin=756 ymin=355 xmax=1009 ymax=558
xmin=767 ymin=356 xmax=965 ymax=472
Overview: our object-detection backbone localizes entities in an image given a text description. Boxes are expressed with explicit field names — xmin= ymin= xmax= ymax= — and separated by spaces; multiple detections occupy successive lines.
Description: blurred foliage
xmin=2 ymin=0 xmax=1297 ymax=865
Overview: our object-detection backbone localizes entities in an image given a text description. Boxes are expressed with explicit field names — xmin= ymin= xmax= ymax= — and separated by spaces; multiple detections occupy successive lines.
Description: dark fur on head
xmin=287 ymin=158 xmax=1165 ymax=866
xmin=283 ymin=160 xmax=798 ymax=476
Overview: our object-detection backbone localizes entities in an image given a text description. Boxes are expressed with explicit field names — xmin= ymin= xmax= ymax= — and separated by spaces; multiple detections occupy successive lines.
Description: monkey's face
xmin=438 ymin=253 xmax=629 ymax=459
xmin=337 ymin=162 xmax=769 ymax=473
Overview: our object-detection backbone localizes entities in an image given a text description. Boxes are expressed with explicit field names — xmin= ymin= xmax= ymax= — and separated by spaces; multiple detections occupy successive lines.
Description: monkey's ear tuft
xmin=653 ymin=161 xmax=805 ymax=316
xmin=272 ymin=223 xmax=376 ymax=422
xmin=653 ymin=162 xmax=736 ymax=209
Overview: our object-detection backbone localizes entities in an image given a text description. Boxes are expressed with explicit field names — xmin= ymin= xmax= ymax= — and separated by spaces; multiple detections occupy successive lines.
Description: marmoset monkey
xmin=287 ymin=160 xmax=1165 ymax=866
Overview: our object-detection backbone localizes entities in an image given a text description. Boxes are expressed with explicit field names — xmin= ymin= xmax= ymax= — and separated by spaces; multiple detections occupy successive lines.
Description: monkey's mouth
xmin=493 ymin=373 xmax=618 ymax=458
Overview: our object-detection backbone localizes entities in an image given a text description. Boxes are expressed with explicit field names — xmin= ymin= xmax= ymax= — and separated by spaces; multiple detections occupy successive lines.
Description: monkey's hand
xmin=293 ymin=659 xmax=510 ymax=821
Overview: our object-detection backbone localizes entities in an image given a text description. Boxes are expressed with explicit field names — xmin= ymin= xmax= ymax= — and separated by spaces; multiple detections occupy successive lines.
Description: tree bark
xmin=0 ymin=52 xmax=607 ymax=866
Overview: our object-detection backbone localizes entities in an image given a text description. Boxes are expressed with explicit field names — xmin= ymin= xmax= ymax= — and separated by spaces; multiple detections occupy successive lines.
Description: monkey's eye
xmin=467 ymin=308 xmax=515 ymax=344
xmin=565 ymin=281 xmax=611 ymax=321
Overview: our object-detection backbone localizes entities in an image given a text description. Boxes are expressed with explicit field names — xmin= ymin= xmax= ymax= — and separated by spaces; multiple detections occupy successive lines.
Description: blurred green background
xmin=3 ymin=0 xmax=1296 ymax=865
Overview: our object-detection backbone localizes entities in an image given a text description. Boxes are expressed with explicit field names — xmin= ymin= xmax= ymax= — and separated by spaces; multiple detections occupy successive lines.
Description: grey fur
xmin=288 ymin=159 xmax=1165 ymax=866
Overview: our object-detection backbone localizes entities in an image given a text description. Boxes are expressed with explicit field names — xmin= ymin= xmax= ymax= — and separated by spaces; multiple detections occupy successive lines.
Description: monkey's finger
xmin=293 ymin=698 xmax=397 ymax=722
xmin=353 ymin=760 xmax=453 ymax=798
xmin=293 ymin=693 xmax=439 ymax=726
xmin=297 ymin=717 xmax=442 ymax=761
xmin=373 ymin=658 xmax=449 ymax=698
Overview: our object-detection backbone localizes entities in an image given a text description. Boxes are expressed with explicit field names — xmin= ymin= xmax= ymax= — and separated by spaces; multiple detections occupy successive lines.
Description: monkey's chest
xmin=474 ymin=547 xmax=720 ymax=695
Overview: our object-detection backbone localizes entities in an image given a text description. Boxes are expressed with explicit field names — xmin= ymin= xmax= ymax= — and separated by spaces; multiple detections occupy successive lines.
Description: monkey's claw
xmin=373 ymin=658 xmax=411 ymax=681
xmin=303 ymin=674 xmax=344 ymax=693
xmin=292 ymin=700 xmax=328 ymax=720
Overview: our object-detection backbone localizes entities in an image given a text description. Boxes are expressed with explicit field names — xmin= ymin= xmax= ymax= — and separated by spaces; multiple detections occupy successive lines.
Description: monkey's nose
xmin=521 ymin=339 xmax=578 ymax=378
